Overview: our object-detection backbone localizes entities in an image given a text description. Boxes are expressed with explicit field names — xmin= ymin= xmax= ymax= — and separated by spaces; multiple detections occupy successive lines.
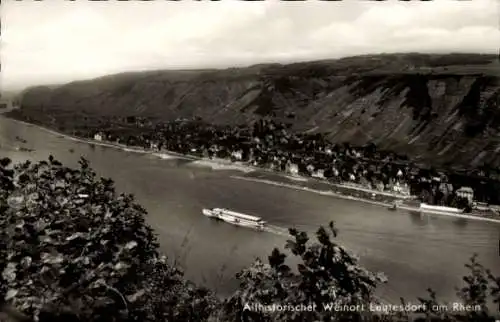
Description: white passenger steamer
xmin=202 ymin=208 xmax=266 ymax=230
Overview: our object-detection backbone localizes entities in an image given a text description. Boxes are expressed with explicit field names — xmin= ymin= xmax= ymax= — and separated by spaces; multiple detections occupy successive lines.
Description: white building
xmin=93 ymin=133 xmax=103 ymax=141
xmin=456 ymin=186 xmax=474 ymax=204
xmin=150 ymin=142 xmax=159 ymax=151
xmin=393 ymin=182 xmax=410 ymax=195
xmin=288 ymin=163 xmax=299 ymax=175
xmin=439 ymin=183 xmax=454 ymax=194
xmin=231 ymin=150 xmax=243 ymax=161
xmin=312 ymin=169 xmax=325 ymax=179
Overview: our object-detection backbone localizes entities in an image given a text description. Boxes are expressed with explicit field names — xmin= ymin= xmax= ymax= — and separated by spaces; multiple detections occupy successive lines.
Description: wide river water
xmin=1 ymin=115 xmax=499 ymax=306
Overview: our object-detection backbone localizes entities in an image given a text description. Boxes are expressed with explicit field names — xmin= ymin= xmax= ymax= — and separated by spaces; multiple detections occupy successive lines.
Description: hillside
xmin=17 ymin=53 xmax=500 ymax=168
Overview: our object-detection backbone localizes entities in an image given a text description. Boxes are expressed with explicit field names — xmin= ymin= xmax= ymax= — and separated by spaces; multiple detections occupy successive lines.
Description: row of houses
xmin=89 ymin=125 xmax=498 ymax=212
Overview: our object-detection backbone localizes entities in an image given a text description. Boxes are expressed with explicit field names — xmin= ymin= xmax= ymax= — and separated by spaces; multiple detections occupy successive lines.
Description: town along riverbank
xmin=0 ymin=116 xmax=431 ymax=208
xmin=4 ymin=115 xmax=500 ymax=224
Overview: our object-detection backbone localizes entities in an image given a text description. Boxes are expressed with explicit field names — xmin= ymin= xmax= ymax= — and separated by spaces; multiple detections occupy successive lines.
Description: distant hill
xmin=17 ymin=53 xmax=500 ymax=168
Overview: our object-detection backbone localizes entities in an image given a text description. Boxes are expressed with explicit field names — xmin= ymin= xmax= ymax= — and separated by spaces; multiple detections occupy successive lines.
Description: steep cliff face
xmin=18 ymin=54 xmax=500 ymax=167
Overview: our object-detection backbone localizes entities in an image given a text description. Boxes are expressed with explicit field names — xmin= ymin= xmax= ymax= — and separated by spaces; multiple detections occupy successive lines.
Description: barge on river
xmin=202 ymin=208 xmax=266 ymax=230
xmin=420 ymin=203 xmax=464 ymax=214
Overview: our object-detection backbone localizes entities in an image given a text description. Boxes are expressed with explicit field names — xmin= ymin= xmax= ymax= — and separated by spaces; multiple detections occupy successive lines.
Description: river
xmin=1 ymin=115 xmax=499 ymax=306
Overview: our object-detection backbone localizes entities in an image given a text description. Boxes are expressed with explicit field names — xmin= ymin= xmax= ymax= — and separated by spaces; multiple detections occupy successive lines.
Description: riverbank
xmin=231 ymin=175 xmax=392 ymax=208
xmin=231 ymin=175 xmax=500 ymax=224
xmin=396 ymin=204 xmax=500 ymax=223
xmin=4 ymin=116 xmax=500 ymax=224
xmin=5 ymin=116 xmax=398 ymax=191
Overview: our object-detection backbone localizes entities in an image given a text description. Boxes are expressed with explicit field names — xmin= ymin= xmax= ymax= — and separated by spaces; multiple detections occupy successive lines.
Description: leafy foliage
xmin=223 ymin=222 xmax=387 ymax=321
xmin=225 ymin=226 xmax=499 ymax=322
xmin=0 ymin=156 xmax=217 ymax=322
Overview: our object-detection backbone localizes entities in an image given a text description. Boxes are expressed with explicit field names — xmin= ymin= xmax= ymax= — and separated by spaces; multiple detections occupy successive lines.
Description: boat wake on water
xmin=201 ymin=208 xmax=379 ymax=260
xmin=261 ymin=224 xmax=291 ymax=237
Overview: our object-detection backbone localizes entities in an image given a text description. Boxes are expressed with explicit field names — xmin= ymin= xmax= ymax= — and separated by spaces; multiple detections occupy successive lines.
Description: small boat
xmin=202 ymin=208 xmax=266 ymax=230
xmin=15 ymin=136 xmax=27 ymax=144
xmin=14 ymin=146 xmax=33 ymax=152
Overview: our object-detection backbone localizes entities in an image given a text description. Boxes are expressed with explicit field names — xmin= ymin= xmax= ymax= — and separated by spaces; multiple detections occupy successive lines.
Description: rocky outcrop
xmin=18 ymin=53 xmax=500 ymax=167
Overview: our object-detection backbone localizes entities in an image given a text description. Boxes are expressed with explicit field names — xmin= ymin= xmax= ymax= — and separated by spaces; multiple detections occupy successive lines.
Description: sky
xmin=1 ymin=0 xmax=499 ymax=91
